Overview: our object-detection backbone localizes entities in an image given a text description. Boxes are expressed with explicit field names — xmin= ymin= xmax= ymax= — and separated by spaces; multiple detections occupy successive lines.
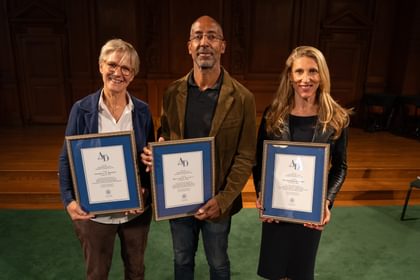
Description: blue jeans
xmin=169 ymin=216 xmax=231 ymax=280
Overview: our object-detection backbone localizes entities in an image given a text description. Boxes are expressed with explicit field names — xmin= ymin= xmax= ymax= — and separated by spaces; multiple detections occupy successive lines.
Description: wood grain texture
xmin=0 ymin=126 xmax=419 ymax=209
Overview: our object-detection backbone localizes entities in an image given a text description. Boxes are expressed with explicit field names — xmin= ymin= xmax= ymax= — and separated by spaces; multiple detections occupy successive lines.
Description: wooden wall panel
xmin=323 ymin=0 xmax=373 ymax=17
xmin=145 ymin=79 xmax=173 ymax=118
xmin=298 ymin=0 xmax=321 ymax=46
xmin=0 ymin=85 xmax=21 ymax=125
xmin=319 ymin=1 xmax=373 ymax=110
xmin=94 ymin=0 xmax=138 ymax=52
xmin=68 ymin=80 xmax=100 ymax=106
xmin=0 ymin=0 xmax=14 ymax=82
xmin=365 ymin=0 xmax=395 ymax=93
xmin=7 ymin=1 xmax=69 ymax=124
xmin=65 ymin=0 xmax=94 ymax=79
xmin=15 ymin=34 xmax=67 ymax=123
xmin=402 ymin=14 xmax=420 ymax=95
xmin=248 ymin=0 xmax=295 ymax=76
xmin=0 ymin=0 xmax=418 ymax=125
xmin=65 ymin=0 xmax=98 ymax=104
xmin=322 ymin=38 xmax=366 ymax=107
xmin=390 ymin=1 xmax=420 ymax=95
xmin=244 ymin=80 xmax=279 ymax=115
xmin=0 ymin=0 xmax=21 ymax=125
xmin=141 ymin=0 xmax=168 ymax=75
xmin=128 ymin=80 xmax=149 ymax=105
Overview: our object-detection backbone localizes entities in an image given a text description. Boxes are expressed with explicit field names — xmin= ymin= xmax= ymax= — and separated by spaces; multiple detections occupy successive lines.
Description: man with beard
xmin=142 ymin=15 xmax=256 ymax=279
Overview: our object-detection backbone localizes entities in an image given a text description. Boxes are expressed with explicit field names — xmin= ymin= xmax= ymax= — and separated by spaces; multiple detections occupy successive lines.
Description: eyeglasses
xmin=105 ymin=62 xmax=132 ymax=76
xmin=189 ymin=33 xmax=224 ymax=43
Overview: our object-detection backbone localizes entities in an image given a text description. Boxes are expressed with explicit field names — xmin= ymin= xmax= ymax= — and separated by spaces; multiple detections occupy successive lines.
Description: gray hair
xmin=98 ymin=39 xmax=140 ymax=75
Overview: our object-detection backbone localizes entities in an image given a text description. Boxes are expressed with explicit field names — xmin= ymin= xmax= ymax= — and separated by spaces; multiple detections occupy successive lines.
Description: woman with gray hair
xmin=59 ymin=38 xmax=154 ymax=279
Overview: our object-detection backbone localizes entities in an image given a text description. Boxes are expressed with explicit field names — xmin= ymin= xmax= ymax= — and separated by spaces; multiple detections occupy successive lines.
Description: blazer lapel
xmin=82 ymin=94 xmax=99 ymax=134
xmin=209 ymin=81 xmax=234 ymax=137
xmin=175 ymin=82 xmax=188 ymax=138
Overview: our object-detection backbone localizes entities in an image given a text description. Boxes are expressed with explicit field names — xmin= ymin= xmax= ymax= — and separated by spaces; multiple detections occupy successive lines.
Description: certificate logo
xmin=178 ymin=157 xmax=189 ymax=167
xmin=289 ymin=157 xmax=303 ymax=171
xmin=97 ymin=152 xmax=110 ymax=162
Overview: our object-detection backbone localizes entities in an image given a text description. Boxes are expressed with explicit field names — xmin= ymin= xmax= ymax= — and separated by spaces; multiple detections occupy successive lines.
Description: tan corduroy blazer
xmin=160 ymin=68 xmax=257 ymax=219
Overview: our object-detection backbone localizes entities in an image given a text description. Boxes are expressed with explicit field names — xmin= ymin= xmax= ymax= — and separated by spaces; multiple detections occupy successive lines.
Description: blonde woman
xmin=253 ymin=46 xmax=351 ymax=280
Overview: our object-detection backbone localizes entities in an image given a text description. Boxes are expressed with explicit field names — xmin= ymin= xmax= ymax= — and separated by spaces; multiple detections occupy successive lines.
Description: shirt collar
xmin=188 ymin=70 xmax=223 ymax=90
xmin=98 ymin=90 xmax=134 ymax=112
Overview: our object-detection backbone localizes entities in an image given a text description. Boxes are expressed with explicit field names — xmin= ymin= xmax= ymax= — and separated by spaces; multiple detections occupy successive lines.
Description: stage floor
xmin=0 ymin=125 xmax=419 ymax=208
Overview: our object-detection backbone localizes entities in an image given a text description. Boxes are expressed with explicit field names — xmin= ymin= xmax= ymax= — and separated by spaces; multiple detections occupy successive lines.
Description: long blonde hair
xmin=266 ymin=46 xmax=350 ymax=139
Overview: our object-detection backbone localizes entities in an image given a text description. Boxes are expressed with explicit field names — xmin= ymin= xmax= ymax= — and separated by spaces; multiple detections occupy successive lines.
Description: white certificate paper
xmin=162 ymin=151 xmax=204 ymax=208
xmin=81 ymin=145 xmax=129 ymax=204
xmin=272 ymin=154 xmax=315 ymax=212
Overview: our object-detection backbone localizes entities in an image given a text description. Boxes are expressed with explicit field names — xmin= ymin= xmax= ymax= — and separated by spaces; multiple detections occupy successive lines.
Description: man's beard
xmin=196 ymin=58 xmax=215 ymax=69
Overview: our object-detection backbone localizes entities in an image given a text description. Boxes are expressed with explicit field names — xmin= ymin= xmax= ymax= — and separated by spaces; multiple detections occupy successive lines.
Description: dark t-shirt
xmin=184 ymin=72 xmax=223 ymax=138
xmin=289 ymin=114 xmax=317 ymax=142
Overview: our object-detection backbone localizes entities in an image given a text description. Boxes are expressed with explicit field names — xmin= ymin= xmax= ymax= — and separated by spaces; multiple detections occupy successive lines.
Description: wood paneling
xmin=386 ymin=1 xmax=419 ymax=95
xmin=365 ymin=0 xmax=395 ymax=93
xmin=248 ymin=0 xmax=295 ymax=76
xmin=15 ymin=34 xmax=68 ymax=123
xmin=7 ymin=0 xmax=69 ymax=124
xmin=94 ymin=0 xmax=137 ymax=47
xmin=244 ymin=80 xmax=279 ymax=115
xmin=0 ymin=84 xmax=21 ymax=124
xmin=65 ymin=0 xmax=94 ymax=79
xmin=400 ymin=3 xmax=420 ymax=95
xmin=322 ymin=39 xmax=366 ymax=107
xmin=0 ymin=0 xmax=419 ymax=125
xmin=317 ymin=1 xmax=374 ymax=125
xmin=0 ymin=1 xmax=21 ymax=125
xmin=1 ymin=126 xmax=419 ymax=209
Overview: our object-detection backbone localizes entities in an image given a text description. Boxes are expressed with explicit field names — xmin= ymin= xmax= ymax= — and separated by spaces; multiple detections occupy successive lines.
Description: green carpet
xmin=0 ymin=206 xmax=419 ymax=279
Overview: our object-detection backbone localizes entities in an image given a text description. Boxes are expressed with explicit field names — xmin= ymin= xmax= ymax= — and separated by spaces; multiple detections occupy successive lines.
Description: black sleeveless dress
xmin=257 ymin=115 xmax=321 ymax=280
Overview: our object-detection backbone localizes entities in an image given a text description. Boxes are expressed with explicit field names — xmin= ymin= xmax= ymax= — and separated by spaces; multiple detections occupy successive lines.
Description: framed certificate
xmin=260 ymin=141 xmax=330 ymax=224
xmin=150 ymin=137 xmax=215 ymax=221
xmin=66 ymin=131 xmax=143 ymax=214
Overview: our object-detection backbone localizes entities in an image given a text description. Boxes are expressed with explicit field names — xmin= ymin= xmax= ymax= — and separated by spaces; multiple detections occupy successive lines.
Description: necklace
xmin=104 ymin=92 xmax=127 ymax=121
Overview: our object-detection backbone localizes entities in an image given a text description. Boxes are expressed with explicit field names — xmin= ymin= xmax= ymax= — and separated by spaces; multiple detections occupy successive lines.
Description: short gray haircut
xmin=98 ymin=38 xmax=140 ymax=75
